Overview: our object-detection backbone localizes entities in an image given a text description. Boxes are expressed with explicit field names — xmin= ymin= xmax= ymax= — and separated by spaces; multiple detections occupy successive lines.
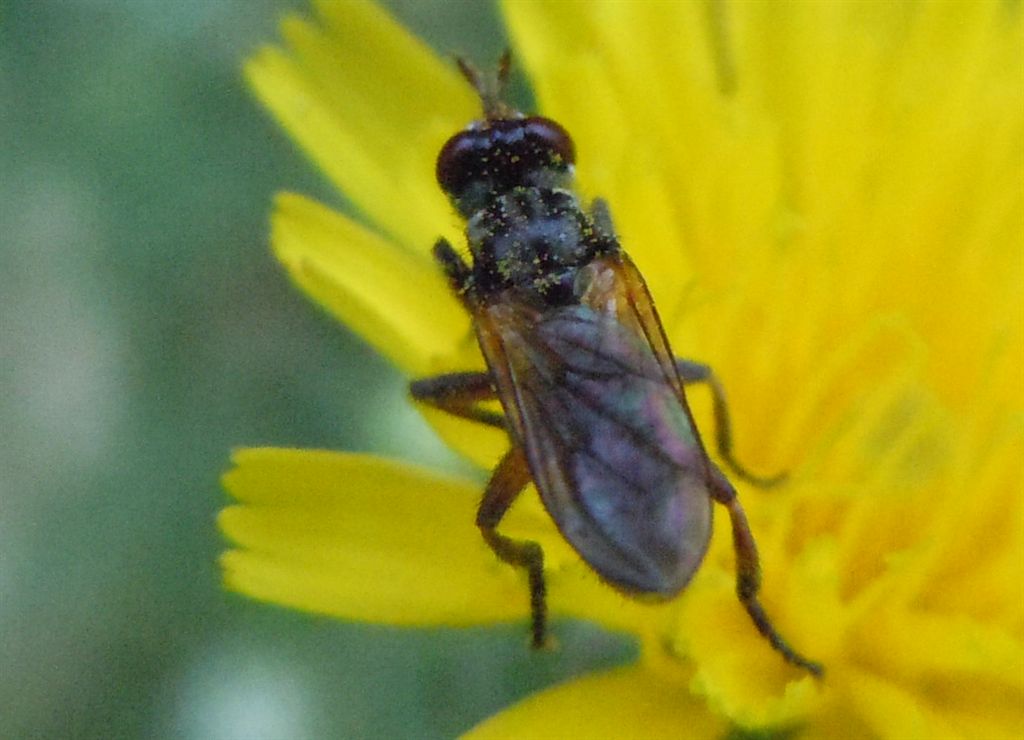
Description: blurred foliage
xmin=0 ymin=2 xmax=632 ymax=738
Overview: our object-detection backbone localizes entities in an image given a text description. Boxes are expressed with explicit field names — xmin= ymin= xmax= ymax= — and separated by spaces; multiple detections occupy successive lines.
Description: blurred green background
xmin=1 ymin=1 xmax=632 ymax=737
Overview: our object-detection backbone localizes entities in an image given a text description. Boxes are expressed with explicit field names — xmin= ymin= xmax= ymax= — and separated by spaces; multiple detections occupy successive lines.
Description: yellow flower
xmin=220 ymin=1 xmax=1023 ymax=736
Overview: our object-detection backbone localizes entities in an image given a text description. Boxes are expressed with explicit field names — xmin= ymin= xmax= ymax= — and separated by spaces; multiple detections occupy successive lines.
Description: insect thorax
xmin=464 ymin=187 xmax=607 ymax=305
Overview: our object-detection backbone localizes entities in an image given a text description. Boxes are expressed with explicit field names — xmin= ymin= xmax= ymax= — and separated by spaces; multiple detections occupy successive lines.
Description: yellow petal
xmin=245 ymin=0 xmax=474 ymax=249
xmin=907 ymin=425 xmax=1024 ymax=619
xmin=727 ymin=0 xmax=1023 ymax=420
xmin=271 ymin=192 xmax=468 ymax=375
xmin=676 ymin=567 xmax=824 ymax=729
xmin=220 ymin=448 xmax=532 ymax=625
xmin=844 ymin=668 xmax=967 ymax=740
xmin=851 ymin=608 xmax=1024 ymax=693
xmin=464 ymin=664 xmax=727 ymax=740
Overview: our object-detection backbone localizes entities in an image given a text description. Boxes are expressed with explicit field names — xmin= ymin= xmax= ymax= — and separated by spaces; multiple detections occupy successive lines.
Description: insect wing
xmin=477 ymin=290 xmax=713 ymax=597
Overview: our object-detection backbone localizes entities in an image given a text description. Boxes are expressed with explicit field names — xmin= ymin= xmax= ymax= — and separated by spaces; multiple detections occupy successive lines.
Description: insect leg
xmin=432 ymin=237 xmax=472 ymax=298
xmin=476 ymin=446 xmax=549 ymax=648
xmin=675 ymin=359 xmax=786 ymax=487
xmin=409 ymin=371 xmax=504 ymax=429
xmin=710 ymin=473 xmax=824 ymax=677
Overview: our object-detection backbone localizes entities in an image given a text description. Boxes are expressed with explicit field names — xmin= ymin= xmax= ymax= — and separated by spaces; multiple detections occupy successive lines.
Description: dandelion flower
xmin=220 ymin=1 xmax=1023 ymax=736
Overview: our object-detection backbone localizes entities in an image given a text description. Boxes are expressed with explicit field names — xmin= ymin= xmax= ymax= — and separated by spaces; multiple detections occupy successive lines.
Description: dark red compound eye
xmin=436 ymin=116 xmax=577 ymax=200
xmin=521 ymin=117 xmax=575 ymax=166
xmin=436 ymin=128 xmax=488 ymax=196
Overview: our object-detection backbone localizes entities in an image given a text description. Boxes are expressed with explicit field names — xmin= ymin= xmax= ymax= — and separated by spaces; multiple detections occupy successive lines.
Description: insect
xmin=411 ymin=55 xmax=823 ymax=677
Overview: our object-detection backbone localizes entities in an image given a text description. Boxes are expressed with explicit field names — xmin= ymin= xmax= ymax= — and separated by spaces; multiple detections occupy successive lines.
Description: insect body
xmin=411 ymin=57 xmax=822 ymax=676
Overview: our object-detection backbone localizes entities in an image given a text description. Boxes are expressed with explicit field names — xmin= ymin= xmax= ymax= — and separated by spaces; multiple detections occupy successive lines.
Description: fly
xmin=410 ymin=55 xmax=822 ymax=677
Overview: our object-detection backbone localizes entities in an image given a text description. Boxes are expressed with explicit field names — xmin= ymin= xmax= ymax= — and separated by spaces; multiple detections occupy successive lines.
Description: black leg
xmin=433 ymin=238 xmax=472 ymax=300
xmin=710 ymin=472 xmax=823 ymax=677
xmin=675 ymin=359 xmax=786 ymax=487
xmin=476 ymin=447 xmax=549 ymax=648
xmin=409 ymin=371 xmax=504 ymax=429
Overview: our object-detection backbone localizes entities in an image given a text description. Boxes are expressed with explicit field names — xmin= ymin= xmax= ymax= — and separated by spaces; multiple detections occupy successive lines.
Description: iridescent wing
xmin=475 ymin=254 xmax=714 ymax=596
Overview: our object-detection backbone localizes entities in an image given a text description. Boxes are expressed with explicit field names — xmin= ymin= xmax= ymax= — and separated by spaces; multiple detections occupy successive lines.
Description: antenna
xmin=456 ymin=50 xmax=514 ymax=121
